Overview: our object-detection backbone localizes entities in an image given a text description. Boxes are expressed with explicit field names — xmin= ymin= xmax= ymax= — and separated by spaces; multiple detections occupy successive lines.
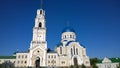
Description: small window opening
xmin=40 ymin=10 xmax=42 ymax=14
xmin=39 ymin=22 xmax=42 ymax=27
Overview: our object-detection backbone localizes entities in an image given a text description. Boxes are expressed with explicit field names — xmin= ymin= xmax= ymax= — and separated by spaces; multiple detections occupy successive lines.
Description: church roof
xmin=66 ymin=40 xmax=76 ymax=46
xmin=62 ymin=27 xmax=75 ymax=33
xmin=0 ymin=56 xmax=16 ymax=59
xmin=66 ymin=40 xmax=86 ymax=48
xmin=97 ymin=57 xmax=120 ymax=63
xmin=15 ymin=50 xmax=29 ymax=53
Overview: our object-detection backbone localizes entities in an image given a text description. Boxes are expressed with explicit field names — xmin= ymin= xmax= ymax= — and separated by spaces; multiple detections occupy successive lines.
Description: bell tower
xmin=33 ymin=9 xmax=46 ymax=43
xmin=30 ymin=9 xmax=47 ymax=49
xmin=28 ymin=0 xmax=47 ymax=67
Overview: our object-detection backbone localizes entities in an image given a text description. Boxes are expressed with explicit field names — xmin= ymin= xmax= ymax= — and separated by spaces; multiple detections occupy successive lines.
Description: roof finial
xmin=40 ymin=0 xmax=42 ymax=9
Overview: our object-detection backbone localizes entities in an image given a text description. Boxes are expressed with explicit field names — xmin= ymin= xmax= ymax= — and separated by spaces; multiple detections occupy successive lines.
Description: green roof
xmin=97 ymin=58 xmax=120 ymax=63
xmin=110 ymin=58 xmax=120 ymax=63
xmin=0 ymin=56 xmax=16 ymax=59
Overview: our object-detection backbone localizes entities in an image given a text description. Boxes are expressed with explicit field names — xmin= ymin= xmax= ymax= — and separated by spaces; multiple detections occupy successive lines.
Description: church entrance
xmin=74 ymin=57 xmax=78 ymax=66
xmin=35 ymin=57 xmax=40 ymax=68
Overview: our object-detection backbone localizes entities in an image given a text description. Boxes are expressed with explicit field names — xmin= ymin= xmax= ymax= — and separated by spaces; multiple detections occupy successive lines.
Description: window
xmin=61 ymin=61 xmax=65 ymax=64
xmin=18 ymin=55 xmax=20 ymax=58
xmin=73 ymin=46 xmax=75 ymax=55
xmin=25 ymin=61 xmax=27 ymax=64
xmin=48 ymin=55 xmax=50 ymax=58
xmin=21 ymin=61 xmax=23 ymax=64
xmin=54 ymin=61 xmax=56 ymax=63
xmin=22 ymin=55 xmax=24 ymax=58
xmin=71 ymin=48 xmax=73 ymax=55
xmin=86 ymin=61 xmax=89 ymax=64
xmin=60 ymin=47 xmax=62 ymax=54
xmin=65 ymin=35 xmax=66 ymax=38
xmin=37 ymin=50 xmax=39 ymax=53
xmin=70 ymin=35 xmax=72 ymax=38
xmin=25 ymin=55 xmax=27 ymax=58
xmin=39 ymin=22 xmax=42 ymax=27
xmin=51 ymin=55 xmax=53 ymax=58
xmin=73 ymin=35 xmax=75 ymax=38
xmin=40 ymin=10 xmax=42 ymax=14
xmin=76 ymin=48 xmax=78 ymax=55
xmin=54 ymin=55 xmax=56 ymax=58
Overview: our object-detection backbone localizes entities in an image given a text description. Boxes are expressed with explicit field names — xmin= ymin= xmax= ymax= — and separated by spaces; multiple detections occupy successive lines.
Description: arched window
xmin=71 ymin=48 xmax=73 ymax=55
xmin=76 ymin=48 xmax=78 ymax=55
xmin=70 ymin=35 xmax=72 ymax=38
xmin=73 ymin=46 xmax=75 ymax=55
xmin=39 ymin=22 xmax=42 ymax=27
xmin=65 ymin=35 xmax=66 ymax=38
xmin=60 ymin=47 xmax=62 ymax=54
xmin=40 ymin=10 xmax=42 ymax=14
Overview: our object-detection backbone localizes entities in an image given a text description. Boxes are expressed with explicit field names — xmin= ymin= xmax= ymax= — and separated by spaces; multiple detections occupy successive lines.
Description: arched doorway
xmin=35 ymin=57 xmax=40 ymax=68
xmin=74 ymin=57 xmax=78 ymax=66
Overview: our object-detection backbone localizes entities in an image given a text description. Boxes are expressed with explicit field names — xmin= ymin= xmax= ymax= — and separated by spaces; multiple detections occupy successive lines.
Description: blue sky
xmin=0 ymin=0 xmax=120 ymax=58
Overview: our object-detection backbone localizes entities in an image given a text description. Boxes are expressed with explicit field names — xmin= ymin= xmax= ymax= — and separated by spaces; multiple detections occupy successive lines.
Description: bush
xmin=70 ymin=65 xmax=74 ymax=68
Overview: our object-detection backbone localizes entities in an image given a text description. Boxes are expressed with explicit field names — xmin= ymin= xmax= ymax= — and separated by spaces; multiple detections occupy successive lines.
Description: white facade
xmin=0 ymin=8 xmax=90 ymax=67
xmin=96 ymin=57 xmax=120 ymax=68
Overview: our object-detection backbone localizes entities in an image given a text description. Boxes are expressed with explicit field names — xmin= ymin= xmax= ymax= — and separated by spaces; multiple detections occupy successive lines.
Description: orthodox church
xmin=0 ymin=4 xmax=90 ymax=68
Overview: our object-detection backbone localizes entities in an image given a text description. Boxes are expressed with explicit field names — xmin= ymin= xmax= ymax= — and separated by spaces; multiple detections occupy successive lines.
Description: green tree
xmin=70 ymin=65 xmax=74 ymax=68
xmin=90 ymin=58 xmax=99 ymax=68
xmin=81 ymin=64 xmax=86 ymax=68
xmin=92 ymin=64 xmax=98 ymax=68
xmin=1 ymin=61 xmax=15 ymax=68
xmin=76 ymin=65 xmax=79 ymax=68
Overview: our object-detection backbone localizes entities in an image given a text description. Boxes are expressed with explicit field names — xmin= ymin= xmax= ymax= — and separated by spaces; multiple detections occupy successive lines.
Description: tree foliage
xmin=81 ymin=64 xmax=86 ymax=68
xmin=70 ymin=65 xmax=74 ymax=68
xmin=1 ymin=61 xmax=15 ymax=68
xmin=90 ymin=58 xmax=99 ymax=68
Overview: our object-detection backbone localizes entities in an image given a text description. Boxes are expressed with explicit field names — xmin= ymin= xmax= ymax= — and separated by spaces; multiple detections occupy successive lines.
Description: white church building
xmin=0 ymin=5 xmax=90 ymax=68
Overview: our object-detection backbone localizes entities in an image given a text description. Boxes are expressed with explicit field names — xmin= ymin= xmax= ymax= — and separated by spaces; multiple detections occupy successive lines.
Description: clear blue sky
xmin=0 ymin=0 xmax=120 ymax=58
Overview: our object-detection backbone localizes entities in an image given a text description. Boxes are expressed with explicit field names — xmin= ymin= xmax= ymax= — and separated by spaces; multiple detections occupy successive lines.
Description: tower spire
xmin=40 ymin=0 xmax=42 ymax=9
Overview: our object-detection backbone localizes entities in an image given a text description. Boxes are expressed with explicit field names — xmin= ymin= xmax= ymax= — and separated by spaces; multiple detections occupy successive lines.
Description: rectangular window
xmin=22 ymin=55 xmax=24 ymax=58
xmin=76 ymin=48 xmax=78 ymax=55
xmin=21 ymin=61 xmax=23 ymax=64
xmin=71 ymin=48 xmax=73 ymax=55
xmin=60 ymin=47 xmax=62 ymax=54
xmin=51 ymin=55 xmax=53 ymax=58
xmin=25 ymin=55 xmax=27 ymax=58
xmin=54 ymin=55 xmax=56 ymax=58
xmin=25 ymin=61 xmax=27 ymax=64
xmin=48 ymin=55 xmax=50 ymax=58
xmin=54 ymin=61 xmax=56 ymax=63
xmin=18 ymin=55 xmax=20 ymax=58
xmin=61 ymin=61 xmax=65 ymax=64
xmin=73 ymin=46 xmax=75 ymax=55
